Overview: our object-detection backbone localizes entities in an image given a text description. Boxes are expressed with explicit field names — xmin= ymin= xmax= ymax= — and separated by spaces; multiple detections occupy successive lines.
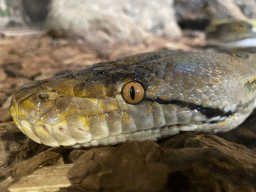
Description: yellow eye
xmin=122 ymin=82 xmax=144 ymax=104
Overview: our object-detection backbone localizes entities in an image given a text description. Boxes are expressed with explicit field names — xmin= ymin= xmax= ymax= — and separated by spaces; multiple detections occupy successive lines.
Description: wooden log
xmin=8 ymin=164 xmax=73 ymax=192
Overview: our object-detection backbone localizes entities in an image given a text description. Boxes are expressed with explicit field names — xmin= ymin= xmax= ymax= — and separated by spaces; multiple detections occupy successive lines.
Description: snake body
xmin=206 ymin=19 xmax=256 ymax=48
xmin=10 ymin=50 xmax=256 ymax=147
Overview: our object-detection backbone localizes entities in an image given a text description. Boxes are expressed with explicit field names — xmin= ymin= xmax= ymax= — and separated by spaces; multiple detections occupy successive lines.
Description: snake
xmin=206 ymin=19 xmax=256 ymax=48
xmin=9 ymin=50 xmax=256 ymax=148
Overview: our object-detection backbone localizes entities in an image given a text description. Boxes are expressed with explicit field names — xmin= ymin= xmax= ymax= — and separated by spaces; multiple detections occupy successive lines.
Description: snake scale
xmin=9 ymin=50 xmax=256 ymax=147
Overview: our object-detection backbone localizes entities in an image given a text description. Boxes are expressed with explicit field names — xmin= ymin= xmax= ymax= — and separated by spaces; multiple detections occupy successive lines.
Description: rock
xmin=208 ymin=0 xmax=248 ymax=20
xmin=45 ymin=0 xmax=182 ymax=55
xmin=21 ymin=0 xmax=51 ymax=24
xmin=174 ymin=0 xmax=256 ymax=24
xmin=6 ymin=0 xmax=26 ymax=26
xmin=62 ymin=135 xmax=256 ymax=192
xmin=174 ymin=0 xmax=208 ymax=21
xmin=234 ymin=0 xmax=256 ymax=18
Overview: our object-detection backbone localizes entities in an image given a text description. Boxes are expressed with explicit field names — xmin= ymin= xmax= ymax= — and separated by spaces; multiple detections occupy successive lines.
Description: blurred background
xmin=1 ymin=0 xmax=256 ymax=55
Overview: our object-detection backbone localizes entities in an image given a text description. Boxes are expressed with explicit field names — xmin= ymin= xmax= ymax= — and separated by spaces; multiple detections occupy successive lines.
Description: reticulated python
xmin=10 ymin=50 xmax=256 ymax=147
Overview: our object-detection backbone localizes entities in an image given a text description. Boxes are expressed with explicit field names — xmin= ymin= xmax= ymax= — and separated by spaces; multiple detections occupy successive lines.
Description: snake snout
xmin=10 ymin=88 xmax=66 ymax=146
xmin=10 ymin=82 xmax=126 ymax=147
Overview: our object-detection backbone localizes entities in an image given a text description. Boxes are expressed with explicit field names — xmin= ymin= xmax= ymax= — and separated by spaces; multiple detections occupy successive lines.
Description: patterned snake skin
xmin=9 ymin=50 xmax=256 ymax=147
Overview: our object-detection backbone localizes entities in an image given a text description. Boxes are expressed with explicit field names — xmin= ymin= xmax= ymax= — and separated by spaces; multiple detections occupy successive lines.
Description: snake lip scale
xmin=10 ymin=50 xmax=256 ymax=147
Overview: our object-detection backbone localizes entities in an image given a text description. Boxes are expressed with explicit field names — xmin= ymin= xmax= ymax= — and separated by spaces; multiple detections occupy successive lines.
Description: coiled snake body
xmin=10 ymin=51 xmax=256 ymax=147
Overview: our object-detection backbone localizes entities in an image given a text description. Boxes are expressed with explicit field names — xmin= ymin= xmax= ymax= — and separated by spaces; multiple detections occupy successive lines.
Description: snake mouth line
xmin=147 ymin=98 xmax=234 ymax=120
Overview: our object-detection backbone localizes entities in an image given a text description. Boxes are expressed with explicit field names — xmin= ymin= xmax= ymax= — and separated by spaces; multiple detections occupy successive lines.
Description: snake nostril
xmin=38 ymin=93 xmax=49 ymax=101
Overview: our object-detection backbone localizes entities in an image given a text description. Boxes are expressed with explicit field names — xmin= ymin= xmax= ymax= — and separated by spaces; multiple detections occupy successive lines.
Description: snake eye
xmin=122 ymin=82 xmax=144 ymax=104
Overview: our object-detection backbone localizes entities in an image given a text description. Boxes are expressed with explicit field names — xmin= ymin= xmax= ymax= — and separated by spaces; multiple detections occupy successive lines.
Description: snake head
xmin=9 ymin=63 xmax=154 ymax=147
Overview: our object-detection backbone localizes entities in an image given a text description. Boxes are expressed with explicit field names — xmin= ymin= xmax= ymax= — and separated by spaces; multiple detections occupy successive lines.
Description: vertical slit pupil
xmin=130 ymin=86 xmax=135 ymax=100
